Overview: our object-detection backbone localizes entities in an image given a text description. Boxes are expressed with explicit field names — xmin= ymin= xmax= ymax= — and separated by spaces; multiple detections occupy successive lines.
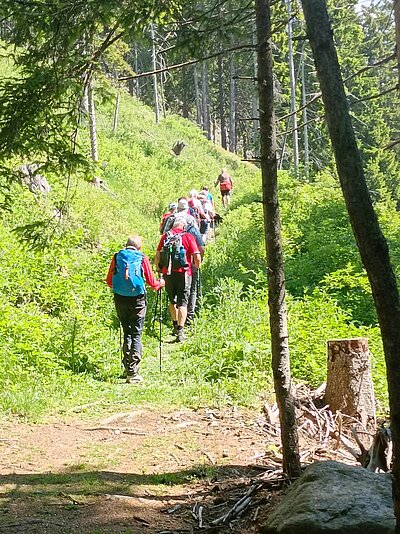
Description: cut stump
xmin=325 ymin=337 xmax=376 ymax=431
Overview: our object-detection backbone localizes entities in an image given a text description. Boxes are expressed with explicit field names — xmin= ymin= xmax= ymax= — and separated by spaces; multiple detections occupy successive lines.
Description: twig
xmin=201 ymin=450 xmax=215 ymax=464
xmin=211 ymin=484 xmax=261 ymax=525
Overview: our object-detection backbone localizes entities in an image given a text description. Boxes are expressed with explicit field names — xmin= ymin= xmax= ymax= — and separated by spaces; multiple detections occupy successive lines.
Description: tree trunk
xmin=194 ymin=65 xmax=202 ymax=126
xmin=256 ymin=0 xmax=301 ymax=479
xmin=300 ymin=43 xmax=309 ymax=175
xmin=394 ymin=0 xmax=400 ymax=89
xmin=218 ymin=51 xmax=227 ymax=149
xmin=87 ymin=77 xmax=98 ymax=163
xmin=202 ymin=61 xmax=211 ymax=140
xmin=286 ymin=0 xmax=299 ymax=176
xmin=112 ymin=90 xmax=120 ymax=133
xmin=150 ymin=23 xmax=159 ymax=124
xmin=252 ymin=25 xmax=259 ymax=145
xmin=326 ymin=338 xmax=376 ymax=431
xmin=229 ymin=52 xmax=237 ymax=153
xmin=301 ymin=0 xmax=400 ymax=526
xmin=134 ymin=43 xmax=140 ymax=99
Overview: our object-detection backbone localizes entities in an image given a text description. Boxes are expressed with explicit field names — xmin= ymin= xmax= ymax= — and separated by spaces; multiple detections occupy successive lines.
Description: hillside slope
xmin=0 ymin=87 xmax=394 ymax=419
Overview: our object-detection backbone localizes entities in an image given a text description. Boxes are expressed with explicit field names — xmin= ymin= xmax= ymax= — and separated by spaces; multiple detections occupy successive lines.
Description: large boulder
xmin=261 ymin=460 xmax=394 ymax=534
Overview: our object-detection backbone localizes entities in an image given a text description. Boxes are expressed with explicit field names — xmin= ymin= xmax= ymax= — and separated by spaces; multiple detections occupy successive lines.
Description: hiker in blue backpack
xmin=106 ymin=236 xmax=165 ymax=383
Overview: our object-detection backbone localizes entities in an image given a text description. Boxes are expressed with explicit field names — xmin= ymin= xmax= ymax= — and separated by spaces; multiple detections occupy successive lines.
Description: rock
xmin=261 ymin=460 xmax=395 ymax=534
xmin=19 ymin=163 xmax=51 ymax=194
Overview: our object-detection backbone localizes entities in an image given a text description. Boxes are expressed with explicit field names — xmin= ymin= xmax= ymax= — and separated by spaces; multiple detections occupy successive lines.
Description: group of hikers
xmin=106 ymin=169 xmax=234 ymax=384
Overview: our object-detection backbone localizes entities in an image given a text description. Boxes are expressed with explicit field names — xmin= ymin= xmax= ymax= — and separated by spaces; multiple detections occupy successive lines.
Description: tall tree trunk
xmin=287 ymin=0 xmax=299 ymax=176
xmin=301 ymin=0 xmax=400 ymax=525
xmin=395 ymin=0 xmax=400 ymax=88
xmin=150 ymin=23 xmax=160 ymax=124
xmin=112 ymin=89 xmax=120 ymax=133
xmin=87 ymin=77 xmax=98 ymax=162
xmin=300 ymin=43 xmax=309 ymax=175
xmin=194 ymin=65 xmax=202 ymax=125
xmin=202 ymin=61 xmax=211 ymax=140
xmin=182 ymin=66 xmax=189 ymax=119
xmin=255 ymin=0 xmax=301 ymax=479
xmin=134 ymin=43 xmax=140 ymax=99
xmin=218 ymin=51 xmax=227 ymax=149
xmin=252 ymin=25 xmax=259 ymax=145
xmin=229 ymin=52 xmax=237 ymax=153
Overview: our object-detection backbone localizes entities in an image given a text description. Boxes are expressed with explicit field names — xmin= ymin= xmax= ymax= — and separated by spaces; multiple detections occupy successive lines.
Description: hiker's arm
xmin=142 ymin=255 xmax=164 ymax=290
xmin=105 ymin=257 xmax=115 ymax=288
xmin=199 ymin=245 xmax=205 ymax=259
xmin=155 ymin=250 xmax=161 ymax=272
xmin=193 ymin=252 xmax=201 ymax=269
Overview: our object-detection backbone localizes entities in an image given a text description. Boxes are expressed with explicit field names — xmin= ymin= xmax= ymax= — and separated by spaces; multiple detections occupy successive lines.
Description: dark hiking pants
xmin=113 ymin=293 xmax=146 ymax=376
xmin=187 ymin=265 xmax=199 ymax=319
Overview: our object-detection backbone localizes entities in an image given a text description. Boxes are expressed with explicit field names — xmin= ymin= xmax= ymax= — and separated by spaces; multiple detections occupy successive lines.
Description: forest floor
xmin=0 ymin=403 xmax=301 ymax=534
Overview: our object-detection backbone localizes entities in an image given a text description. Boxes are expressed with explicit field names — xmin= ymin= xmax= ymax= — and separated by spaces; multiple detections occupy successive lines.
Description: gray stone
xmin=261 ymin=460 xmax=395 ymax=534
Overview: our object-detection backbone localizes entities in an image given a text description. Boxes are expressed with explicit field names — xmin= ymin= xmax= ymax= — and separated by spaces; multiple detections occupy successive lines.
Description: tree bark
xmin=326 ymin=338 xmax=376 ymax=431
xmin=112 ymin=90 xmax=120 ymax=133
xmin=286 ymin=0 xmax=299 ymax=176
xmin=301 ymin=0 xmax=400 ymax=526
xmin=218 ymin=50 xmax=227 ymax=149
xmin=256 ymin=0 xmax=301 ymax=479
xmin=229 ymin=52 xmax=237 ymax=153
xmin=87 ymin=76 xmax=98 ymax=162
xmin=202 ymin=61 xmax=211 ymax=140
xmin=394 ymin=0 xmax=400 ymax=89
xmin=150 ymin=23 xmax=160 ymax=124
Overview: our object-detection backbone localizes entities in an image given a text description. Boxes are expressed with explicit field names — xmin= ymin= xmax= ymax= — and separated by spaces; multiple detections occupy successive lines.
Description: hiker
xmin=188 ymin=189 xmax=207 ymax=224
xmin=201 ymin=186 xmax=215 ymax=209
xmin=160 ymin=202 xmax=177 ymax=234
xmin=155 ymin=219 xmax=201 ymax=342
xmin=198 ymin=192 xmax=215 ymax=240
xmin=106 ymin=236 xmax=165 ymax=384
xmin=215 ymin=168 xmax=233 ymax=208
xmin=162 ymin=197 xmax=197 ymax=233
xmin=185 ymin=220 xmax=205 ymax=325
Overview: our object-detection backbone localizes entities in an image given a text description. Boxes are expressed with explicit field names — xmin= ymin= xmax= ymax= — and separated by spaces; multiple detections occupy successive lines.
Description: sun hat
xmin=177 ymin=199 xmax=189 ymax=211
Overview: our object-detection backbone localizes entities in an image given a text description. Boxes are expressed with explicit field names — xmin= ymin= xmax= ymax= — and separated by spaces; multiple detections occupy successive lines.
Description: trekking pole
xmin=158 ymin=283 xmax=163 ymax=373
xmin=152 ymin=287 xmax=160 ymax=332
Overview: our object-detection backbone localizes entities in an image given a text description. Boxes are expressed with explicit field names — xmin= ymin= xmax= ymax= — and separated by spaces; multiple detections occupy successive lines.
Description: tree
xmin=301 ymin=0 xmax=400 ymax=526
xmin=255 ymin=0 xmax=301 ymax=478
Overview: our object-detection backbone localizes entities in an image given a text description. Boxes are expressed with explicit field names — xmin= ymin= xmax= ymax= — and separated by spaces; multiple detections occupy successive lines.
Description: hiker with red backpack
xmin=215 ymin=168 xmax=233 ymax=208
xmin=155 ymin=219 xmax=201 ymax=342
xmin=106 ymin=236 xmax=165 ymax=383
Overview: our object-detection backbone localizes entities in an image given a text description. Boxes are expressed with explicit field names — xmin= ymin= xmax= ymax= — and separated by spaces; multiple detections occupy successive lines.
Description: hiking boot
xmin=171 ymin=321 xmax=178 ymax=335
xmin=175 ymin=329 xmax=187 ymax=343
xmin=126 ymin=374 xmax=143 ymax=384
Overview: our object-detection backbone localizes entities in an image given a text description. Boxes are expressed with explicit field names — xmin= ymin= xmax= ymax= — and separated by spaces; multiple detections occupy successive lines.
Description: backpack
xmin=158 ymin=231 xmax=189 ymax=275
xmin=112 ymin=248 xmax=146 ymax=297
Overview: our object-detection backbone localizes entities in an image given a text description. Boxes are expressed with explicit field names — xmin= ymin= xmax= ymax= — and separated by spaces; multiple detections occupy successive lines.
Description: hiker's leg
xmin=176 ymin=273 xmax=191 ymax=327
xmin=114 ymin=294 xmax=132 ymax=371
xmin=186 ymin=265 xmax=198 ymax=322
xmin=127 ymin=296 xmax=146 ymax=376
xmin=169 ymin=302 xmax=177 ymax=321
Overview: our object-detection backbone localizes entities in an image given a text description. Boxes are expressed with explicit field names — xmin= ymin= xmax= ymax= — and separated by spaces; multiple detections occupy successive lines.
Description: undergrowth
xmin=0 ymin=86 xmax=395 ymax=420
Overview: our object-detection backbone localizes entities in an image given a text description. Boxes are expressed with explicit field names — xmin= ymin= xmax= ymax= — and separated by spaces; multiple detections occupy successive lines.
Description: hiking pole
xmin=158 ymin=282 xmax=163 ymax=373
xmin=152 ymin=287 xmax=160 ymax=332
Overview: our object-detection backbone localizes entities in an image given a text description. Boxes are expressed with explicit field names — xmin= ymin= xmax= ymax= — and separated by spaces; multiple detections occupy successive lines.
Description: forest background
xmin=0 ymin=0 xmax=399 ymax=421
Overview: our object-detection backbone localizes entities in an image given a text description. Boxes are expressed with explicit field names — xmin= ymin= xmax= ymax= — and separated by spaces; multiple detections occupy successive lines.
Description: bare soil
xmin=0 ymin=406 xmax=292 ymax=533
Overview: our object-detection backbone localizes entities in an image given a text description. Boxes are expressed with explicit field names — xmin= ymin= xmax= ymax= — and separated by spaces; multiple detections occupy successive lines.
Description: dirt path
xmin=0 ymin=406 xmax=284 ymax=533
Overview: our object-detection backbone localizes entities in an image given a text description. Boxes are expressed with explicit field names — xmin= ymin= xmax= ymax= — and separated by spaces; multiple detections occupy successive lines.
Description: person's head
xmin=126 ymin=235 xmax=142 ymax=250
xmin=201 ymin=186 xmax=209 ymax=192
xmin=172 ymin=218 xmax=186 ymax=230
xmin=169 ymin=202 xmax=177 ymax=212
xmin=189 ymin=189 xmax=198 ymax=198
xmin=177 ymin=198 xmax=189 ymax=212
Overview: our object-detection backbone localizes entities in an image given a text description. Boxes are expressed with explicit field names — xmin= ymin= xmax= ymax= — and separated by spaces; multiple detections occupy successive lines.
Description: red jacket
xmin=157 ymin=228 xmax=199 ymax=277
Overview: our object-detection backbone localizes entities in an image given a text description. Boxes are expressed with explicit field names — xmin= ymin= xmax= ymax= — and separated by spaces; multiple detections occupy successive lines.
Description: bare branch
xmin=118 ymin=43 xmax=256 ymax=81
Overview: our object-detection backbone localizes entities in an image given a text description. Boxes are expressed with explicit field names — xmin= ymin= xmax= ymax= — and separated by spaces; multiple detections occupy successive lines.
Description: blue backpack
xmin=112 ymin=248 xmax=146 ymax=297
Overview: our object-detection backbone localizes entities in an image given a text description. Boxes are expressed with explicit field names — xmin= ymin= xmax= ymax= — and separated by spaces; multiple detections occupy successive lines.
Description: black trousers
xmin=113 ymin=293 xmax=146 ymax=376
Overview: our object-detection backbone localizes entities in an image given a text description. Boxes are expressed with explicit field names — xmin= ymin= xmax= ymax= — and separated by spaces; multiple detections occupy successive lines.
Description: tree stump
xmin=325 ymin=338 xmax=376 ymax=430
